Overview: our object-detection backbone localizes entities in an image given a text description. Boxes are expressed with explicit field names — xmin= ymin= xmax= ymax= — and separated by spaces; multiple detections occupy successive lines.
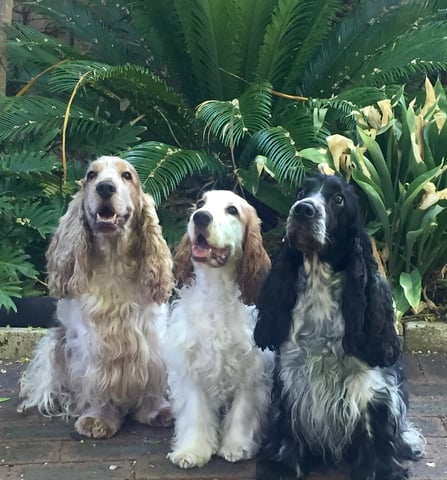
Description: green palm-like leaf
xmin=0 ymin=96 xmax=144 ymax=154
xmin=237 ymin=0 xmax=276 ymax=83
xmin=197 ymin=82 xmax=273 ymax=148
xmin=257 ymin=0 xmax=313 ymax=89
xmin=24 ymin=0 xmax=147 ymax=66
xmin=122 ymin=142 xmax=225 ymax=205
xmin=5 ymin=23 xmax=81 ymax=69
xmin=173 ymin=0 xmax=241 ymax=100
xmin=248 ymin=127 xmax=305 ymax=186
xmin=280 ymin=0 xmax=340 ymax=94
xmin=300 ymin=0 xmax=445 ymax=96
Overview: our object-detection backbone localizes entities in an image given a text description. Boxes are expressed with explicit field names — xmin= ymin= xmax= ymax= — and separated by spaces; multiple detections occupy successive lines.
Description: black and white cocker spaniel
xmin=254 ymin=173 xmax=425 ymax=480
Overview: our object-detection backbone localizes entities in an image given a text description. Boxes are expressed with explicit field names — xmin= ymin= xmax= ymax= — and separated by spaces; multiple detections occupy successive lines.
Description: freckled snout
xmin=96 ymin=181 xmax=116 ymax=200
xmin=193 ymin=210 xmax=213 ymax=229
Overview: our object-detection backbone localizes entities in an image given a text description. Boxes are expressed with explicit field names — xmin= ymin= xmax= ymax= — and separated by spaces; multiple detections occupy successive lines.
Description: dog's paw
xmin=75 ymin=416 xmax=118 ymax=439
xmin=167 ymin=447 xmax=212 ymax=469
xmin=148 ymin=405 xmax=173 ymax=428
xmin=218 ymin=443 xmax=254 ymax=462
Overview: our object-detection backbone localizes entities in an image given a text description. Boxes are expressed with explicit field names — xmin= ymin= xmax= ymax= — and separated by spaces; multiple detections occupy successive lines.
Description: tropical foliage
xmin=2 ymin=0 xmax=447 ymax=311
xmin=302 ymin=78 xmax=447 ymax=318
xmin=0 ymin=139 xmax=80 ymax=312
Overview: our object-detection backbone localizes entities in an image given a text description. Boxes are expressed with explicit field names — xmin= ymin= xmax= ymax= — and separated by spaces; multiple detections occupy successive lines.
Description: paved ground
xmin=0 ymin=354 xmax=446 ymax=480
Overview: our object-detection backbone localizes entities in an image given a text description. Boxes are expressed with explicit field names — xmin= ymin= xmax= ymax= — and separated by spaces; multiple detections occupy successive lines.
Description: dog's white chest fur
xmin=279 ymin=256 xmax=390 ymax=459
xmin=167 ymin=268 xmax=263 ymax=404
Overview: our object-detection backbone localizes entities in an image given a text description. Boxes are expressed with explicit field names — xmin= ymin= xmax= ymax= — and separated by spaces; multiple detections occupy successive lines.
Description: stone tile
xmin=1 ymin=440 xmax=62 ymax=464
xmin=415 ymin=353 xmax=447 ymax=384
xmin=1 ymin=354 xmax=447 ymax=480
xmin=134 ymin=454 xmax=256 ymax=479
xmin=411 ymin=437 xmax=447 ymax=480
xmin=409 ymin=415 xmax=447 ymax=437
xmin=5 ymin=461 xmax=133 ymax=480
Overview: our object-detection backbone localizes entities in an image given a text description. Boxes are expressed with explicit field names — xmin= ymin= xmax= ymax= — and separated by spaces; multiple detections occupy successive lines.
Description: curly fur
xmin=18 ymin=156 xmax=174 ymax=438
xmin=164 ymin=190 xmax=273 ymax=469
xmin=254 ymin=173 xmax=425 ymax=480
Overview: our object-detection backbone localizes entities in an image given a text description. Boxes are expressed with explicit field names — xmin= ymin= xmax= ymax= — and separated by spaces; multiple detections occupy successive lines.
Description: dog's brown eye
xmin=86 ymin=171 xmax=97 ymax=181
xmin=122 ymin=171 xmax=132 ymax=181
xmin=226 ymin=206 xmax=239 ymax=216
xmin=334 ymin=193 xmax=344 ymax=205
xmin=196 ymin=200 xmax=205 ymax=209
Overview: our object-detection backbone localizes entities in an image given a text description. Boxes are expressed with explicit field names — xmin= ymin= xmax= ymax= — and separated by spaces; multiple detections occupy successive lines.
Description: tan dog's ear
xmin=237 ymin=206 xmax=271 ymax=305
xmin=46 ymin=191 xmax=91 ymax=297
xmin=173 ymin=233 xmax=194 ymax=285
xmin=137 ymin=193 xmax=174 ymax=304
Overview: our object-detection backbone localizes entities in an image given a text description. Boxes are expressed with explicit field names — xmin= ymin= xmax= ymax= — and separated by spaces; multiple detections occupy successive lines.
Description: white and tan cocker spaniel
xmin=18 ymin=156 xmax=174 ymax=439
xmin=164 ymin=190 xmax=274 ymax=469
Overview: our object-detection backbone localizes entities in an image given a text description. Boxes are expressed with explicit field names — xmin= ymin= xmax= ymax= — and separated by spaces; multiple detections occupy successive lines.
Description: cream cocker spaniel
xmin=164 ymin=190 xmax=274 ymax=469
xmin=18 ymin=156 xmax=174 ymax=439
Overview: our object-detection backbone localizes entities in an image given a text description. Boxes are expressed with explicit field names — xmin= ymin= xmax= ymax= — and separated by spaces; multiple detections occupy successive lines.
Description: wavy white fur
xmin=164 ymin=190 xmax=273 ymax=468
xmin=18 ymin=156 xmax=174 ymax=439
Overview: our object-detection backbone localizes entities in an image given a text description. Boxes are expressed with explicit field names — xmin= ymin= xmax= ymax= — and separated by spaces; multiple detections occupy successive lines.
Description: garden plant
xmin=1 ymin=0 xmax=447 ymax=315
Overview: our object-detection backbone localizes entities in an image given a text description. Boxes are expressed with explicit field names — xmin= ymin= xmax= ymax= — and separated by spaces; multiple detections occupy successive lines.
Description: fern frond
xmin=247 ymin=127 xmax=305 ymax=186
xmin=24 ymin=0 xmax=147 ymax=65
xmin=122 ymin=142 xmax=225 ymax=205
xmin=0 ymin=96 xmax=143 ymax=154
xmin=6 ymin=23 xmax=81 ymax=68
xmin=196 ymin=82 xmax=273 ymax=148
xmin=238 ymin=0 xmax=276 ymax=83
xmin=257 ymin=0 xmax=340 ymax=92
xmin=281 ymin=0 xmax=341 ymax=94
xmin=128 ymin=0 xmax=206 ymax=106
xmin=173 ymin=0 xmax=242 ymax=100
xmin=300 ymin=0 xmax=437 ymax=96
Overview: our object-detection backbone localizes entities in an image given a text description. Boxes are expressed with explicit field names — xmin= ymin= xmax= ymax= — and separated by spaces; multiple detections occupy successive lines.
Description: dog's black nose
xmin=193 ymin=210 xmax=213 ymax=228
xmin=293 ymin=201 xmax=316 ymax=218
xmin=96 ymin=181 xmax=116 ymax=199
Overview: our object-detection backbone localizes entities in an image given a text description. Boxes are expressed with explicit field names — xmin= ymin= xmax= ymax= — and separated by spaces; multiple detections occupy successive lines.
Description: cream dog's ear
xmin=237 ymin=205 xmax=271 ymax=305
xmin=137 ymin=193 xmax=174 ymax=304
xmin=46 ymin=191 xmax=91 ymax=297
xmin=173 ymin=233 xmax=194 ymax=285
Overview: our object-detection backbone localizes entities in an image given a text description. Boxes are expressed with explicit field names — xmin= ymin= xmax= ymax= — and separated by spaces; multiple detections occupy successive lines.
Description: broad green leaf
xmin=357 ymin=127 xmax=394 ymax=204
xmin=299 ymin=147 xmax=330 ymax=166
xmin=399 ymin=270 xmax=422 ymax=313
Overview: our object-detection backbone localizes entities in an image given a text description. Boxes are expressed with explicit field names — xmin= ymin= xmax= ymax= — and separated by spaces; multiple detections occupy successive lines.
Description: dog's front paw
xmin=75 ymin=416 xmax=118 ymax=439
xmin=167 ymin=447 xmax=212 ymax=469
xmin=218 ymin=443 xmax=255 ymax=462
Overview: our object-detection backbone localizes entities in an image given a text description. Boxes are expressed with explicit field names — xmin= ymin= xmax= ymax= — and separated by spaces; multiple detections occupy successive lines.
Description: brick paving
xmin=0 ymin=354 xmax=446 ymax=480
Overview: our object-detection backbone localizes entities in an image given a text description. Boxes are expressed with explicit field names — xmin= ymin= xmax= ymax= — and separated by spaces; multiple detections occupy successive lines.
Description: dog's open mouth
xmin=192 ymin=234 xmax=229 ymax=265
xmin=94 ymin=205 xmax=128 ymax=231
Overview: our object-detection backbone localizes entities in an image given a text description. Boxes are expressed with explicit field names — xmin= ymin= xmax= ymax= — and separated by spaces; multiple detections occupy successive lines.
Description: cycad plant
xmin=0 ymin=136 xmax=80 ymax=312
xmin=4 ymin=0 xmax=447 ymax=199
xmin=3 ymin=0 xmax=447 ymax=310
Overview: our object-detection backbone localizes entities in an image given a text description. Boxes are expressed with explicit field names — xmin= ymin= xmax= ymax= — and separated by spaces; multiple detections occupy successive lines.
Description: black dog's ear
xmin=342 ymin=230 xmax=401 ymax=367
xmin=254 ymin=242 xmax=302 ymax=351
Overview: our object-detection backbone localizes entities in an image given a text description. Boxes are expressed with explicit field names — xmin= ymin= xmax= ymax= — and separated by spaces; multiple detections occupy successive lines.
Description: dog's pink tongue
xmin=192 ymin=244 xmax=211 ymax=258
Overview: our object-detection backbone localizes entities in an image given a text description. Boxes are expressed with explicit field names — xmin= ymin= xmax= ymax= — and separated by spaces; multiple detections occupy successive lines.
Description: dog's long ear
xmin=46 ymin=191 xmax=91 ymax=297
xmin=173 ymin=233 xmax=194 ymax=285
xmin=342 ymin=229 xmax=401 ymax=367
xmin=237 ymin=206 xmax=271 ymax=305
xmin=254 ymin=242 xmax=302 ymax=351
xmin=138 ymin=193 xmax=174 ymax=304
